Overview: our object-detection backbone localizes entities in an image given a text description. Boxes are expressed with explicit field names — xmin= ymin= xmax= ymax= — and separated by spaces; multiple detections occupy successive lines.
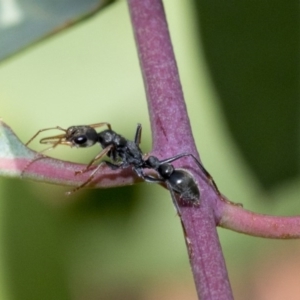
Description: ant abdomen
xmin=167 ymin=169 xmax=200 ymax=203
xmin=149 ymin=158 xmax=200 ymax=204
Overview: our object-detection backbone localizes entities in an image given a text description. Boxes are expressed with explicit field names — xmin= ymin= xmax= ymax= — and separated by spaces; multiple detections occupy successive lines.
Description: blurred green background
xmin=0 ymin=1 xmax=299 ymax=299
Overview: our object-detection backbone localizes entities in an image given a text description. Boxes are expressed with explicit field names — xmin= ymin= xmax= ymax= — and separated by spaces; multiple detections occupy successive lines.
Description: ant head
xmin=65 ymin=126 xmax=98 ymax=148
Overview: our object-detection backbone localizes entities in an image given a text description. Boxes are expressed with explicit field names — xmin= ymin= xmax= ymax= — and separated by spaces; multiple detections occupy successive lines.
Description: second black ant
xmin=25 ymin=122 xmax=222 ymax=212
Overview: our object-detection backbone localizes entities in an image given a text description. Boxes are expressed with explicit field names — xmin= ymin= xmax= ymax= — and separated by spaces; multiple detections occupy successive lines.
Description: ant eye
xmin=74 ymin=135 xmax=88 ymax=145
xmin=65 ymin=127 xmax=97 ymax=148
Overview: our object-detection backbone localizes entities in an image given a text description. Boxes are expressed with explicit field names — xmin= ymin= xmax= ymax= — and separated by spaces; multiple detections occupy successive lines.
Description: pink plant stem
xmin=218 ymin=201 xmax=300 ymax=238
xmin=127 ymin=1 xmax=233 ymax=299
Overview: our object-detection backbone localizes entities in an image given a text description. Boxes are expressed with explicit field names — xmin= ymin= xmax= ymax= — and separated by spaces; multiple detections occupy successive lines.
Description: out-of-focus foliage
xmin=0 ymin=0 xmax=116 ymax=61
xmin=0 ymin=1 xmax=299 ymax=299
xmin=193 ymin=0 xmax=299 ymax=189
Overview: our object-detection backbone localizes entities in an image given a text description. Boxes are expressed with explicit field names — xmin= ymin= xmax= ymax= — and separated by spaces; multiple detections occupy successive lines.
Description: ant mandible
xmin=25 ymin=122 xmax=222 ymax=213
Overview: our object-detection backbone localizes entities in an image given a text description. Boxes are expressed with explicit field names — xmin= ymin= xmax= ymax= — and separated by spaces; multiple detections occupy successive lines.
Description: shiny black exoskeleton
xmin=64 ymin=125 xmax=146 ymax=173
xmin=26 ymin=123 xmax=220 ymax=207
xmin=145 ymin=155 xmax=200 ymax=202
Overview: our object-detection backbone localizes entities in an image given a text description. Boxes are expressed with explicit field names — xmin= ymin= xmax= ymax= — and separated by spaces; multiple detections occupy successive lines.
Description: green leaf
xmin=193 ymin=0 xmax=299 ymax=189
xmin=0 ymin=0 xmax=116 ymax=61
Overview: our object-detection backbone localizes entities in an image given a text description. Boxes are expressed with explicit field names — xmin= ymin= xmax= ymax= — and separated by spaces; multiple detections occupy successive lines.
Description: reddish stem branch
xmin=217 ymin=201 xmax=300 ymax=238
xmin=1 ymin=1 xmax=299 ymax=299
xmin=127 ymin=1 xmax=233 ymax=299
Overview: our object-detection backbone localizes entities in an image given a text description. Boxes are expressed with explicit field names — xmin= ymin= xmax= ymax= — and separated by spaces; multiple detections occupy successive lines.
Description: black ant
xmin=25 ymin=123 xmax=222 ymax=213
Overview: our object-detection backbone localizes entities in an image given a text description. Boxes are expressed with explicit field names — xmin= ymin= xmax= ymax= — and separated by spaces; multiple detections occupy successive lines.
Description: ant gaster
xmin=26 ymin=123 xmax=221 ymax=212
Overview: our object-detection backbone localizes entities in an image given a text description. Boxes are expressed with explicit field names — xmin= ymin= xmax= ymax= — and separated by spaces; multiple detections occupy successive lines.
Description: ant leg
xmin=135 ymin=168 xmax=193 ymax=216
xmin=75 ymin=145 xmax=113 ymax=175
xmin=166 ymin=182 xmax=182 ymax=217
xmin=66 ymin=162 xmax=105 ymax=195
xmin=166 ymin=183 xmax=194 ymax=256
xmin=89 ymin=122 xmax=112 ymax=131
xmin=133 ymin=167 xmax=183 ymax=215
xmin=104 ymin=161 xmax=120 ymax=170
xmin=68 ymin=158 xmax=156 ymax=196
xmin=21 ymin=135 xmax=71 ymax=177
xmin=26 ymin=126 xmax=67 ymax=146
xmin=39 ymin=134 xmax=73 ymax=147
xmin=134 ymin=124 xmax=142 ymax=146
xmin=188 ymin=154 xmax=222 ymax=196
xmin=161 ymin=153 xmax=239 ymax=205
xmin=21 ymin=154 xmax=48 ymax=177
xmin=158 ymin=153 xmax=222 ymax=196
xmin=27 ymin=123 xmax=111 ymax=148
xmin=68 ymin=146 xmax=115 ymax=194
xmin=133 ymin=167 xmax=163 ymax=183
xmin=141 ymin=174 xmax=164 ymax=183
xmin=104 ymin=161 xmax=136 ymax=170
